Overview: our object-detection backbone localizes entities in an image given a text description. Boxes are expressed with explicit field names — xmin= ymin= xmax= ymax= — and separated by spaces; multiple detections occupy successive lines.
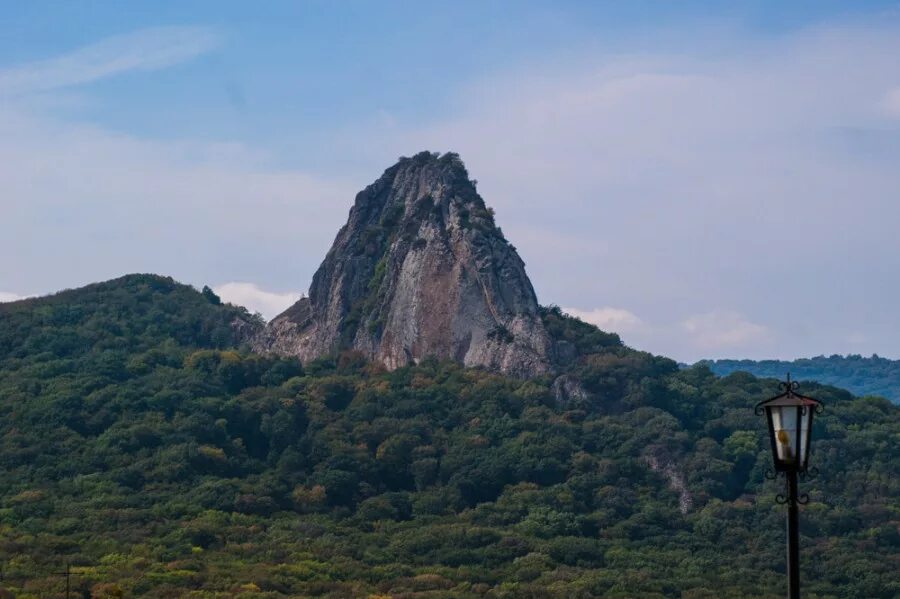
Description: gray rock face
xmin=552 ymin=373 xmax=591 ymax=406
xmin=254 ymin=151 xmax=553 ymax=378
xmin=644 ymin=454 xmax=693 ymax=515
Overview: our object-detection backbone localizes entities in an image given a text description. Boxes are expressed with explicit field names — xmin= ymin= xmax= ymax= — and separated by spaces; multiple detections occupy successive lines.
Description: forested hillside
xmin=702 ymin=355 xmax=900 ymax=403
xmin=0 ymin=275 xmax=897 ymax=597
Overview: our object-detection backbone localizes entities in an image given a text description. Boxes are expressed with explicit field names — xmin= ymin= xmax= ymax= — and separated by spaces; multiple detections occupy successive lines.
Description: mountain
xmin=254 ymin=152 xmax=556 ymax=378
xmin=0 ymin=274 xmax=262 ymax=355
xmin=1 ymin=275 xmax=898 ymax=597
xmin=701 ymin=355 xmax=900 ymax=403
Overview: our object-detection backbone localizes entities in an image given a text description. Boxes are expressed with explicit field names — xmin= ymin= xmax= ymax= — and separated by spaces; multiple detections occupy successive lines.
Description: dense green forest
xmin=702 ymin=356 xmax=900 ymax=404
xmin=0 ymin=275 xmax=897 ymax=598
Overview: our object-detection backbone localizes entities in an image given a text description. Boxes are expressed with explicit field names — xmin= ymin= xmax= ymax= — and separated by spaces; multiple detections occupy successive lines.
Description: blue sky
xmin=2 ymin=1 xmax=900 ymax=362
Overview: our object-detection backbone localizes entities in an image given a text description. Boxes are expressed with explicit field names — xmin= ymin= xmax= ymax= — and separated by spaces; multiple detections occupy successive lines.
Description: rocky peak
xmin=254 ymin=151 xmax=553 ymax=378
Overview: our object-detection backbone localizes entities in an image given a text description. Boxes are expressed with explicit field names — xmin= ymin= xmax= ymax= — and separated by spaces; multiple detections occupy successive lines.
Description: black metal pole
xmin=786 ymin=470 xmax=799 ymax=599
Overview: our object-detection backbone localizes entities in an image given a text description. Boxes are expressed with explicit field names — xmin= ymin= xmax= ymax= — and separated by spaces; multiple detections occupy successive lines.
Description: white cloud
xmin=881 ymin=86 xmax=900 ymax=118
xmin=562 ymin=306 xmax=643 ymax=332
xmin=213 ymin=282 xmax=303 ymax=320
xmin=0 ymin=26 xmax=220 ymax=96
xmin=0 ymin=292 xmax=26 ymax=303
xmin=681 ymin=310 xmax=770 ymax=351
xmin=560 ymin=305 xmax=774 ymax=361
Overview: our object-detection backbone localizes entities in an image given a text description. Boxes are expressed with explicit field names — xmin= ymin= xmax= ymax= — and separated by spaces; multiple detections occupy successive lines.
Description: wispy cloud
xmin=681 ymin=310 xmax=771 ymax=351
xmin=0 ymin=24 xmax=355 ymax=308
xmin=213 ymin=282 xmax=304 ymax=320
xmin=563 ymin=306 xmax=643 ymax=333
xmin=563 ymin=304 xmax=773 ymax=360
xmin=0 ymin=26 xmax=220 ymax=96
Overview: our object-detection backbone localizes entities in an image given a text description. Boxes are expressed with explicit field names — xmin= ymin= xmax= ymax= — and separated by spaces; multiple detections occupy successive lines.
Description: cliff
xmin=254 ymin=151 xmax=553 ymax=377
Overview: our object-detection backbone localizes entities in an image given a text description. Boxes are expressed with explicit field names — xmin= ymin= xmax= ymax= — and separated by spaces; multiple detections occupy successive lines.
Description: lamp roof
xmin=757 ymin=394 xmax=821 ymax=408
xmin=754 ymin=376 xmax=823 ymax=413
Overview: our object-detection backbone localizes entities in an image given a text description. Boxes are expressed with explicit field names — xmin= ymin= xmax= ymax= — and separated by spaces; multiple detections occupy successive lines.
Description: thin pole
xmin=65 ymin=563 xmax=70 ymax=599
xmin=786 ymin=471 xmax=799 ymax=599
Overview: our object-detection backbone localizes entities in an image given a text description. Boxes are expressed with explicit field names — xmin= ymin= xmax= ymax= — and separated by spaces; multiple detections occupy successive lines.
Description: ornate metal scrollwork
xmin=764 ymin=468 xmax=779 ymax=480
xmin=800 ymin=466 xmax=819 ymax=481
xmin=772 ymin=474 xmax=814 ymax=505
xmin=778 ymin=377 xmax=799 ymax=393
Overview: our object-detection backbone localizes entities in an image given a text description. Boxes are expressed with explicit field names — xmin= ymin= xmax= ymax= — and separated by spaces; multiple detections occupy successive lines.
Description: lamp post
xmin=755 ymin=375 xmax=822 ymax=599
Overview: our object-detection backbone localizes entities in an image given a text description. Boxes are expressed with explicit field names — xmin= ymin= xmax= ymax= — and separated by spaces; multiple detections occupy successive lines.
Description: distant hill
xmin=0 ymin=274 xmax=897 ymax=597
xmin=701 ymin=355 xmax=900 ymax=403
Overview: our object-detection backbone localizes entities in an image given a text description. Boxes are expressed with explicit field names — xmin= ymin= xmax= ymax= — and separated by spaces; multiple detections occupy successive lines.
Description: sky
xmin=2 ymin=1 xmax=900 ymax=363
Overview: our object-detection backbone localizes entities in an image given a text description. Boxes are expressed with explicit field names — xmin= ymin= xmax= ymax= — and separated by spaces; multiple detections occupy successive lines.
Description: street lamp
xmin=755 ymin=375 xmax=822 ymax=599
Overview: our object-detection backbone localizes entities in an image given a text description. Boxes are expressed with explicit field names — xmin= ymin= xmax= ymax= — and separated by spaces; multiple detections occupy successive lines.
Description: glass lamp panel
xmin=770 ymin=405 xmax=799 ymax=467
xmin=799 ymin=405 xmax=813 ymax=468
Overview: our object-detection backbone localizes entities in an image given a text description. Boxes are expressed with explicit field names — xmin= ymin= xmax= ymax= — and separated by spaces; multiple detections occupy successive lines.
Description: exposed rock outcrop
xmin=253 ymin=151 xmax=553 ymax=378
xmin=552 ymin=373 xmax=591 ymax=406
xmin=645 ymin=454 xmax=693 ymax=514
